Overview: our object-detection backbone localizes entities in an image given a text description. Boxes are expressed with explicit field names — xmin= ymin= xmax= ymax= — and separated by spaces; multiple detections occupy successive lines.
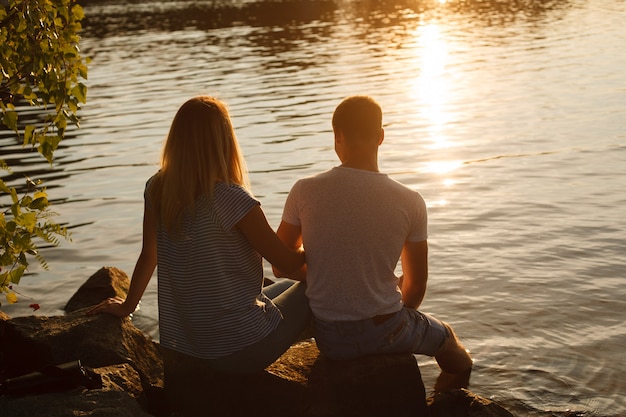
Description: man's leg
xmin=433 ymin=322 xmax=473 ymax=392
xmin=433 ymin=322 xmax=473 ymax=373
xmin=393 ymin=309 xmax=472 ymax=391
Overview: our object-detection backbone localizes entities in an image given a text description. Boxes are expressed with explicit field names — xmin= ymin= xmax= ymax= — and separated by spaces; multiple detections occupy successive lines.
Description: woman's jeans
xmin=162 ymin=280 xmax=310 ymax=415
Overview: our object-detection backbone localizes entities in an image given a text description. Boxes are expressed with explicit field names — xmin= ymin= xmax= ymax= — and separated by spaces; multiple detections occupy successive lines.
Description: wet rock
xmin=428 ymin=389 xmax=516 ymax=417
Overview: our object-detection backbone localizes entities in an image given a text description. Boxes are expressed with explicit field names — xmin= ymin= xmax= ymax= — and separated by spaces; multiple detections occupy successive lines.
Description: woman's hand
xmin=87 ymin=296 xmax=134 ymax=318
xmin=236 ymin=206 xmax=306 ymax=276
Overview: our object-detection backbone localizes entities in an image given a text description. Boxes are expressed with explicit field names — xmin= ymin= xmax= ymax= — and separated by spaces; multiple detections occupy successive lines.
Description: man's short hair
xmin=332 ymin=96 xmax=382 ymax=142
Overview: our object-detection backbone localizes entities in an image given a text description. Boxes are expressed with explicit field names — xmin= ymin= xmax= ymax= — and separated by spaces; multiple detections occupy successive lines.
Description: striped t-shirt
xmin=145 ymin=178 xmax=283 ymax=359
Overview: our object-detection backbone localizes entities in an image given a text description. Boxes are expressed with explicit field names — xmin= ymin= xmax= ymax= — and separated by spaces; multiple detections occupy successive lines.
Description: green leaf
xmin=71 ymin=83 xmax=87 ymax=103
xmin=72 ymin=5 xmax=85 ymax=20
xmin=23 ymin=125 xmax=36 ymax=146
xmin=78 ymin=64 xmax=88 ymax=80
xmin=1 ymin=273 xmax=10 ymax=288
xmin=2 ymin=111 xmax=18 ymax=131
xmin=0 ymin=0 xmax=88 ymax=309
xmin=0 ymin=179 xmax=11 ymax=194
xmin=7 ymin=265 xmax=27 ymax=286
xmin=15 ymin=212 xmax=37 ymax=233
xmin=20 ymin=195 xmax=33 ymax=207
xmin=38 ymin=135 xmax=62 ymax=164
xmin=29 ymin=196 xmax=49 ymax=210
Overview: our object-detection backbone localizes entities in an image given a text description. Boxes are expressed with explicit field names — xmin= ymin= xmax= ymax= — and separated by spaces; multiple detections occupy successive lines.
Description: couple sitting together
xmin=89 ymin=95 xmax=473 ymax=414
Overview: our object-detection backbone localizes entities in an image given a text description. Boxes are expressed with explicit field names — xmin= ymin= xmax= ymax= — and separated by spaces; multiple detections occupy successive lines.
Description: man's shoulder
xmin=387 ymin=176 xmax=420 ymax=193
xmin=382 ymin=177 xmax=426 ymax=208
xmin=293 ymin=167 xmax=337 ymax=185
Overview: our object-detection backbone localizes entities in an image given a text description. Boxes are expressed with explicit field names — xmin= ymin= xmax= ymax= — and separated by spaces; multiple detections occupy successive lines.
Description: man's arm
xmin=274 ymin=220 xmax=307 ymax=281
xmin=400 ymin=240 xmax=428 ymax=309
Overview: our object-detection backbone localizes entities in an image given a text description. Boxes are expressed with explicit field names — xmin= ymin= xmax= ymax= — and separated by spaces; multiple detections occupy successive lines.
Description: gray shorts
xmin=313 ymin=307 xmax=449 ymax=360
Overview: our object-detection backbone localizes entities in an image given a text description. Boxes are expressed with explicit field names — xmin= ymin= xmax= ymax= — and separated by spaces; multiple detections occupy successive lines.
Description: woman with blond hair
xmin=89 ymin=96 xmax=309 ymax=413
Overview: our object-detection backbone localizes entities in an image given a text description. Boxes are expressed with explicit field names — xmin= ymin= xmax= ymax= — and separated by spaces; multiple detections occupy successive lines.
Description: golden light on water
xmin=424 ymin=160 xmax=462 ymax=174
xmin=410 ymin=22 xmax=452 ymax=151
xmin=402 ymin=14 xmax=466 ymax=187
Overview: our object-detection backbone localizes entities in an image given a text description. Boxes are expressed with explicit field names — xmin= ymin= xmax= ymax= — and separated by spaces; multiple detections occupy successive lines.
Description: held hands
xmin=87 ymin=296 xmax=134 ymax=318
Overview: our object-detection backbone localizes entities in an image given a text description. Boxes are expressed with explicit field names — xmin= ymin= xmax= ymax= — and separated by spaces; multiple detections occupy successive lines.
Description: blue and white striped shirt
xmin=146 ymin=179 xmax=282 ymax=359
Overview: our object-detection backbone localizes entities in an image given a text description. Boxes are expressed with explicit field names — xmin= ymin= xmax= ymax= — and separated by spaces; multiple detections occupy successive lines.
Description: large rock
xmin=0 ymin=267 xmax=517 ymax=417
xmin=0 ymin=364 xmax=155 ymax=417
xmin=64 ymin=266 xmax=130 ymax=313
xmin=306 ymin=349 xmax=428 ymax=416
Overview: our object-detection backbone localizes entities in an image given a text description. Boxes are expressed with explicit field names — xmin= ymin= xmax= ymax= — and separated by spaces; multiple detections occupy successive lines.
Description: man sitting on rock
xmin=273 ymin=95 xmax=473 ymax=391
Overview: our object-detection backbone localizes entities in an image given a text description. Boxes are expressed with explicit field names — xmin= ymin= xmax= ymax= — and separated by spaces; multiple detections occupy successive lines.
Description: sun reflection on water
xmin=402 ymin=13 xmax=466 ymax=192
xmin=409 ymin=21 xmax=452 ymax=151
xmin=424 ymin=159 xmax=462 ymax=174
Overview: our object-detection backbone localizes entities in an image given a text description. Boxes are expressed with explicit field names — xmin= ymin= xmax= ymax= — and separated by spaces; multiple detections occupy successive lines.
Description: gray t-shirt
xmin=146 ymin=179 xmax=282 ymax=359
xmin=282 ymin=166 xmax=427 ymax=321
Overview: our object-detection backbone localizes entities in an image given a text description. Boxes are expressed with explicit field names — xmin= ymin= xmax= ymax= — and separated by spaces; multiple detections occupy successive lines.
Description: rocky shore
xmin=0 ymin=267 xmax=517 ymax=417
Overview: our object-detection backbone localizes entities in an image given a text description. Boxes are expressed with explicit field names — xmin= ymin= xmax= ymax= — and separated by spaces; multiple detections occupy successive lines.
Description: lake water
xmin=2 ymin=0 xmax=625 ymax=416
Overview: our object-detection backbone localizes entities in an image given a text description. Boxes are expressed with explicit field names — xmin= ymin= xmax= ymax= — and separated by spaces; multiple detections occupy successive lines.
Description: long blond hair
xmin=149 ymin=96 xmax=249 ymax=233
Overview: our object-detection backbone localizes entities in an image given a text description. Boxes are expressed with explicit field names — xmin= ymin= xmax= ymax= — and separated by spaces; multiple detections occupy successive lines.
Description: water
xmin=2 ymin=0 xmax=625 ymax=415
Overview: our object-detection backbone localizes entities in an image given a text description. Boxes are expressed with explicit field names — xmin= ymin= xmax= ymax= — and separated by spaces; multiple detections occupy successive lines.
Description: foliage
xmin=0 ymin=0 xmax=88 ymax=307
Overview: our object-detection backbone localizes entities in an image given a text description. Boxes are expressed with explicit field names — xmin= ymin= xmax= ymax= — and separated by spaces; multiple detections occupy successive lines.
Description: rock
xmin=0 ymin=308 xmax=163 ymax=392
xmin=0 ymin=365 xmax=155 ymax=417
xmin=428 ymin=389 xmax=516 ymax=417
xmin=0 ymin=267 xmax=517 ymax=417
xmin=1 ymin=390 xmax=150 ymax=417
xmin=282 ymin=343 xmax=430 ymax=417
xmin=1 ymin=267 xmax=163 ymax=415
xmin=170 ymin=341 xmax=431 ymax=417
xmin=64 ymin=266 xmax=131 ymax=313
